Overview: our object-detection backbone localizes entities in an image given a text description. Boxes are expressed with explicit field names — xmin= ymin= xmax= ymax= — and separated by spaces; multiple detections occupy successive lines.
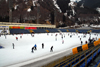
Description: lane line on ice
xmin=6 ymin=45 xmax=79 ymax=67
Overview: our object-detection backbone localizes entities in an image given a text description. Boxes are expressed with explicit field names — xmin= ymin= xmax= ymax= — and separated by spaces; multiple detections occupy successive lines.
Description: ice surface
xmin=0 ymin=32 xmax=99 ymax=67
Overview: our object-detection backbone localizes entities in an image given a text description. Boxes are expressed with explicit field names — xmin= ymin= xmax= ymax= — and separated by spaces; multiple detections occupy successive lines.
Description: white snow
xmin=80 ymin=3 xmax=84 ymax=8
xmin=0 ymin=32 xmax=100 ymax=67
xmin=27 ymin=8 xmax=31 ymax=12
xmin=5 ymin=0 xmax=8 ymax=2
xmin=90 ymin=25 xmax=100 ymax=28
xmin=96 ymin=7 xmax=100 ymax=13
xmin=68 ymin=1 xmax=76 ymax=7
xmin=32 ymin=0 xmax=38 ymax=6
xmin=52 ymin=0 xmax=62 ymax=13
xmin=70 ymin=0 xmax=81 ymax=2
xmin=72 ymin=9 xmax=76 ymax=15
xmin=14 ymin=5 xmax=19 ymax=10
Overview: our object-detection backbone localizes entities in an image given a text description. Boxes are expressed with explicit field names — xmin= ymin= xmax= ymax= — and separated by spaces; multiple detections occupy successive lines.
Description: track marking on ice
xmin=6 ymin=45 xmax=79 ymax=67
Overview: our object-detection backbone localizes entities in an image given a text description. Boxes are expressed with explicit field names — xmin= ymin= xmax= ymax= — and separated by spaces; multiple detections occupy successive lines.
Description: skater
xmin=16 ymin=37 xmax=18 ymax=40
xmin=81 ymin=41 xmax=83 ymax=45
xmin=20 ymin=36 xmax=22 ymax=38
xmin=55 ymin=37 xmax=57 ymax=41
xmin=50 ymin=46 xmax=53 ymax=52
xmin=64 ymin=35 xmax=65 ymax=38
xmin=70 ymin=35 xmax=72 ymax=38
xmin=80 ymin=38 xmax=81 ymax=40
xmin=12 ymin=43 xmax=14 ymax=49
xmin=34 ymin=44 xmax=37 ymax=50
xmin=42 ymin=43 xmax=44 ymax=49
xmin=31 ymin=46 xmax=34 ymax=53
xmin=61 ymin=35 xmax=63 ymax=39
xmin=62 ymin=40 xmax=64 ymax=44
xmin=55 ymin=34 xmax=57 ymax=36
xmin=85 ymin=41 xmax=88 ymax=44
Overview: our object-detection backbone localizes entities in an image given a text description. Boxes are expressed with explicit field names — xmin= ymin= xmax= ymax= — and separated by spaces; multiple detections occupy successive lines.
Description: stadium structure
xmin=0 ymin=22 xmax=100 ymax=67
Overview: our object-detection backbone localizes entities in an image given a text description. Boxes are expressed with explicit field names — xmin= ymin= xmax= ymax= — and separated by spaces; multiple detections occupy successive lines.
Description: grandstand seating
xmin=10 ymin=29 xmax=30 ymax=34
xmin=92 ymin=29 xmax=100 ymax=33
xmin=42 ymin=44 xmax=100 ymax=67
xmin=33 ymin=29 xmax=46 ymax=33
xmin=46 ymin=29 xmax=59 ymax=33
xmin=77 ymin=29 xmax=89 ymax=33
xmin=67 ymin=29 xmax=76 ymax=32
xmin=59 ymin=29 xmax=67 ymax=32
xmin=95 ymin=60 xmax=100 ymax=67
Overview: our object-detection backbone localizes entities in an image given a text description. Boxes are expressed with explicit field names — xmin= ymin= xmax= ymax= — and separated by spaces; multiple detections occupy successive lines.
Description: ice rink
xmin=0 ymin=32 xmax=100 ymax=67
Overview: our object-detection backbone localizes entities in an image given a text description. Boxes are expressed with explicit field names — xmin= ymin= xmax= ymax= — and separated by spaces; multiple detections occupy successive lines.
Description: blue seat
xmin=93 ymin=52 xmax=97 ymax=58
xmin=80 ymin=62 xmax=85 ymax=67
xmin=65 ymin=63 xmax=70 ymax=67
xmin=10 ymin=29 xmax=30 ymax=34
xmin=33 ymin=29 xmax=46 ymax=33
xmin=59 ymin=29 xmax=67 ymax=32
xmin=95 ymin=60 xmax=100 ymax=67
xmin=87 ymin=56 xmax=92 ymax=64
xmin=98 ymin=49 xmax=100 ymax=53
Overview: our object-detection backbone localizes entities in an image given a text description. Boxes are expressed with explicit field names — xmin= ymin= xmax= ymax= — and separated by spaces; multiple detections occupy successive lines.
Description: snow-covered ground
xmin=0 ymin=32 xmax=100 ymax=67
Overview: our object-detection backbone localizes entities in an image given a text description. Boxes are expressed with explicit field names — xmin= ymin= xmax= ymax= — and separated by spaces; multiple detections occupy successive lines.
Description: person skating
xmin=50 ymin=46 xmax=53 ymax=52
xmin=81 ymin=41 xmax=83 ymax=45
xmin=34 ymin=44 xmax=37 ymax=50
xmin=20 ymin=36 xmax=22 ymax=38
xmin=31 ymin=46 xmax=34 ymax=53
xmin=42 ymin=43 xmax=44 ymax=49
xmin=85 ymin=41 xmax=87 ymax=44
xmin=62 ymin=40 xmax=64 ymax=44
xmin=55 ymin=37 xmax=57 ymax=41
xmin=12 ymin=43 xmax=14 ymax=49
xmin=16 ymin=37 xmax=18 ymax=40
xmin=80 ymin=38 xmax=81 ymax=40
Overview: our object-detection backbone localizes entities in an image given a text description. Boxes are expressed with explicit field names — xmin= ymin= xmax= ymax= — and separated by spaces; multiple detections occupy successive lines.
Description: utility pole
xmin=9 ymin=0 xmax=13 ymax=22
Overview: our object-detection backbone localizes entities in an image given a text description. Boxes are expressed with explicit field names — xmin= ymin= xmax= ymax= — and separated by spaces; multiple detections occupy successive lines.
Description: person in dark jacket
xmin=50 ymin=46 xmax=53 ymax=52
xmin=31 ymin=46 xmax=34 ymax=53
xmin=42 ymin=43 xmax=44 ymax=49
xmin=12 ymin=43 xmax=14 ymax=49
xmin=85 ymin=41 xmax=88 ymax=44
xmin=81 ymin=41 xmax=83 ymax=45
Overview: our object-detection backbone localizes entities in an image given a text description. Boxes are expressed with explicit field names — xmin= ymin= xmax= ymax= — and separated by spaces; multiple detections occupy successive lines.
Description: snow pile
xmin=70 ymin=0 xmax=81 ymax=2
xmin=0 ymin=33 xmax=100 ymax=67
xmin=68 ymin=1 xmax=76 ymax=7
xmin=32 ymin=0 xmax=38 ymax=6
xmin=96 ymin=7 xmax=100 ymax=13
xmin=27 ymin=8 xmax=31 ymax=12
xmin=90 ymin=25 xmax=100 ymax=28
xmin=14 ymin=5 xmax=19 ymax=10
xmin=52 ymin=0 xmax=62 ymax=13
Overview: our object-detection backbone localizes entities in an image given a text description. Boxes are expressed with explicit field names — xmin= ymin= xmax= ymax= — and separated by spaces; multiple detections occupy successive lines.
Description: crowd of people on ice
xmin=0 ymin=32 xmax=99 ymax=53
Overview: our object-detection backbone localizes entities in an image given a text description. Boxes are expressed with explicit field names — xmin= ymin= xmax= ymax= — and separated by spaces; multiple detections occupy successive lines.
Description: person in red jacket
xmin=16 ymin=37 xmax=18 ymax=40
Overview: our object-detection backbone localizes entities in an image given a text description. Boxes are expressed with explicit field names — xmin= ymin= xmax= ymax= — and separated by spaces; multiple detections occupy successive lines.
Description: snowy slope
xmin=0 ymin=33 xmax=100 ymax=67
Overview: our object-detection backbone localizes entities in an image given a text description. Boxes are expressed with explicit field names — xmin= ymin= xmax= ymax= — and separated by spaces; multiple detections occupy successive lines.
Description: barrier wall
xmin=9 ymin=26 xmax=37 ymax=30
xmin=25 ymin=27 xmax=37 ymax=29
xmin=72 ymin=38 xmax=100 ymax=54
xmin=9 ymin=26 xmax=24 ymax=29
xmin=82 ymin=44 xmax=88 ymax=51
